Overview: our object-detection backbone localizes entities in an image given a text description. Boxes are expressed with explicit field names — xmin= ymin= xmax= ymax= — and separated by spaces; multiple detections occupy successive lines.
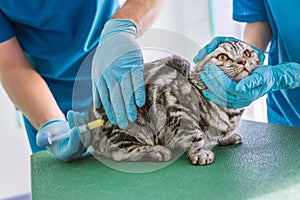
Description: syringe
xmin=37 ymin=119 xmax=104 ymax=147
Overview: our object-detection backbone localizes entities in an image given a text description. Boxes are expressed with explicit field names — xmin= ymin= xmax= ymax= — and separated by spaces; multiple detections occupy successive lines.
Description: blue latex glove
xmin=194 ymin=36 xmax=266 ymax=108
xmin=194 ymin=36 xmax=265 ymax=63
xmin=92 ymin=19 xmax=146 ymax=129
xmin=200 ymin=63 xmax=300 ymax=108
xmin=36 ymin=111 xmax=91 ymax=161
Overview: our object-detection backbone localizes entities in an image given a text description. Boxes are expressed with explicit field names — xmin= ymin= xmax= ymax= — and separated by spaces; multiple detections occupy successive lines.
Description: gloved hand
xmin=194 ymin=36 xmax=266 ymax=108
xmin=193 ymin=36 xmax=265 ymax=63
xmin=92 ymin=19 xmax=146 ymax=129
xmin=36 ymin=111 xmax=91 ymax=161
xmin=200 ymin=62 xmax=300 ymax=108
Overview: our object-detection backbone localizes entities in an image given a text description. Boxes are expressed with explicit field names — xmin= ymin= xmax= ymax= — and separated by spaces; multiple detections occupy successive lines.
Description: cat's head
xmin=192 ymin=41 xmax=260 ymax=82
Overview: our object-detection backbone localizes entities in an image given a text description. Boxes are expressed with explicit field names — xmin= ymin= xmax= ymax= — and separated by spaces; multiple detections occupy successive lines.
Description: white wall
xmin=139 ymin=0 xmax=212 ymax=64
xmin=0 ymin=85 xmax=31 ymax=199
xmin=153 ymin=0 xmax=212 ymax=45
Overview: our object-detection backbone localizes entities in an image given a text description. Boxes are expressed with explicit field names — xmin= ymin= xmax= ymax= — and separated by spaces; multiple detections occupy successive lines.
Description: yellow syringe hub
xmin=77 ymin=118 xmax=104 ymax=134
xmin=87 ymin=119 xmax=105 ymax=129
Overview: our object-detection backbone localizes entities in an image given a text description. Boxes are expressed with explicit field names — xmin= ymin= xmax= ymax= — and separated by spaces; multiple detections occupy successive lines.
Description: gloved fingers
xmin=66 ymin=111 xmax=76 ymax=128
xmin=199 ymin=64 xmax=257 ymax=107
xmin=67 ymin=111 xmax=92 ymax=149
xmin=98 ymin=77 xmax=117 ymax=125
xmin=206 ymin=36 xmax=240 ymax=53
xmin=203 ymin=73 xmax=268 ymax=106
xmin=239 ymin=73 xmax=264 ymax=91
xmin=213 ymin=36 xmax=240 ymax=42
xmin=49 ymin=128 xmax=84 ymax=161
xmin=201 ymin=73 xmax=227 ymax=99
xmin=193 ymin=48 xmax=209 ymax=63
xmin=200 ymin=64 xmax=238 ymax=96
xmin=36 ymin=120 xmax=69 ymax=147
xmin=194 ymin=36 xmax=241 ymax=63
xmin=204 ymin=65 xmax=237 ymax=91
xmin=202 ymin=86 xmax=250 ymax=107
xmin=38 ymin=120 xmax=84 ymax=161
xmin=131 ymin=66 xmax=146 ymax=107
xmin=105 ymin=74 xmax=128 ymax=129
xmin=119 ymin=70 xmax=137 ymax=122
xmin=92 ymin=82 xmax=102 ymax=109
xmin=225 ymin=85 xmax=268 ymax=105
xmin=66 ymin=110 xmax=86 ymax=128
xmin=239 ymin=87 xmax=268 ymax=101
xmin=202 ymin=91 xmax=247 ymax=108
xmin=202 ymin=91 xmax=228 ymax=106
xmin=236 ymin=67 xmax=270 ymax=91
xmin=66 ymin=127 xmax=83 ymax=154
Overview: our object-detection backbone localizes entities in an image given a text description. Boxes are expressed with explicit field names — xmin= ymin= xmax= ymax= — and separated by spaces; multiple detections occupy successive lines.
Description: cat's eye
xmin=216 ymin=53 xmax=228 ymax=62
xmin=242 ymin=49 xmax=251 ymax=58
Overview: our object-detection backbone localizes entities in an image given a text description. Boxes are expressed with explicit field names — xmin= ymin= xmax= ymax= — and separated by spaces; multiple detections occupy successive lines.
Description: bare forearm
xmin=0 ymin=38 xmax=65 ymax=129
xmin=113 ymin=0 xmax=167 ymax=33
xmin=243 ymin=22 xmax=272 ymax=52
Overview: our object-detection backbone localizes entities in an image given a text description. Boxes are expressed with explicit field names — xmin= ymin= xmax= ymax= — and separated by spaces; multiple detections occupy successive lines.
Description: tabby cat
xmin=89 ymin=41 xmax=260 ymax=165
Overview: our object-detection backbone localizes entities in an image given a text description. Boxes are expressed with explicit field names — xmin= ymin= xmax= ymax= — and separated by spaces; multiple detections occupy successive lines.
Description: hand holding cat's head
xmin=194 ymin=41 xmax=261 ymax=82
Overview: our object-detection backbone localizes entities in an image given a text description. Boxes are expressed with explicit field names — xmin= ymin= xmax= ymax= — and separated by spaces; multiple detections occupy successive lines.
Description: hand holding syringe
xmin=37 ymin=119 xmax=104 ymax=147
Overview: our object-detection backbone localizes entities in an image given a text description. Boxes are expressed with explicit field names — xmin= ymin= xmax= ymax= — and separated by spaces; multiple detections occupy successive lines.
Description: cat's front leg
xmin=218 ymin=133 xmax=243 ymax=146
xmin=185 ymin=130 xmax=215 ymax=165
xmin=188 ymin=149 xmax=214 ymax=165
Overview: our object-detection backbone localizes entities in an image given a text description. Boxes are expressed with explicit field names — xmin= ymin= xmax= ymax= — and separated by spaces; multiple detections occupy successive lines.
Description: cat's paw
xmin=150 ymin=146 xmax=172 ymax=161
xmin=188 ymin=149 xmax=214 ymax=165
xmin=218 ymin=133 xmax=243 ymax=146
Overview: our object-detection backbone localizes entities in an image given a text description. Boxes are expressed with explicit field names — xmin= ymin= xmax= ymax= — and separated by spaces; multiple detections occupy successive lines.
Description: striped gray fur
xmin=89 ymin=41 xmax=260 ymax=165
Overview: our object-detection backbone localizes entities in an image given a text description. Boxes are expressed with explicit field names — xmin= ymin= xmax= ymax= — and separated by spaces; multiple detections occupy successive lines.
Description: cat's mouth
xmin=243 ymin=67 xmax=251 ymax=74
xmin=233 ymin=64 xmax=254 ymax=81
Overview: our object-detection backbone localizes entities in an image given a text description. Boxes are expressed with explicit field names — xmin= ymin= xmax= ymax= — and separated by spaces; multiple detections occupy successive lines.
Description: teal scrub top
xmin=233 ymin=0 xmax=300 ymax=128
xmin=0 ymin=0 xmax=121 ymax=152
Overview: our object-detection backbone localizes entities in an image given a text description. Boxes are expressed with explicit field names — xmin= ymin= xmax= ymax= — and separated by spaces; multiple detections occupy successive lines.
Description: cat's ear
xmin=250 ymin=45 xmax=265 ymax=64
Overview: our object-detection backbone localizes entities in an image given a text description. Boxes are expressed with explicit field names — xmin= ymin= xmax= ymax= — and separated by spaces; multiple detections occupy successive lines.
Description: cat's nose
xmin=237 ymin=60 xmax=246 ymax=65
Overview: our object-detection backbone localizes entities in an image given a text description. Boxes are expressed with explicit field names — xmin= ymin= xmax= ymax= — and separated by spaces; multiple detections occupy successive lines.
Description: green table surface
xmin=31 ymin=120 xmax=300 ymax=200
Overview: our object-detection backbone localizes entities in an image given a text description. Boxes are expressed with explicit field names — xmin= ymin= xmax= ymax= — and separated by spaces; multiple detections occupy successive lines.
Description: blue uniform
xmin=233 ymin=0 xmax=300 ymax=128
xmin=0 ymin=0 xmax=121 ymax=152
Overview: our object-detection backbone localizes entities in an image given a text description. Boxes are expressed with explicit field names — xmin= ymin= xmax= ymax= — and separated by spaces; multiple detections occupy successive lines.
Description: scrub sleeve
xmin=0 ymin=1 xmax=120 ymax=152
xmin=0 ymin=11 xmax=15 ymax=42
xmin=233 ymin=0 xmax=300 ymax=128
xmin=233 ymin=0 xmax=269 ymax=22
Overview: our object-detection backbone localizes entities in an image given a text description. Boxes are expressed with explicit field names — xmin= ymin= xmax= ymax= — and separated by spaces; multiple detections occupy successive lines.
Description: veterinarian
xmin=195 ymin=0 xmax=300 ymax=128
xmin=0 ymin=0 xmax=166 ymax=161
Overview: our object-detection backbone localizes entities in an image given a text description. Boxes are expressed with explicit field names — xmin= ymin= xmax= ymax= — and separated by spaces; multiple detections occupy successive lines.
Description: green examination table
xmin=31 ymin=120 xmax=300 ymax=199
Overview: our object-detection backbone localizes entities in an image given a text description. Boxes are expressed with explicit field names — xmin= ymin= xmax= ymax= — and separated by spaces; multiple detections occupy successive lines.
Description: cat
xmin=88 ymin=41 xmax=260 ymax=165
